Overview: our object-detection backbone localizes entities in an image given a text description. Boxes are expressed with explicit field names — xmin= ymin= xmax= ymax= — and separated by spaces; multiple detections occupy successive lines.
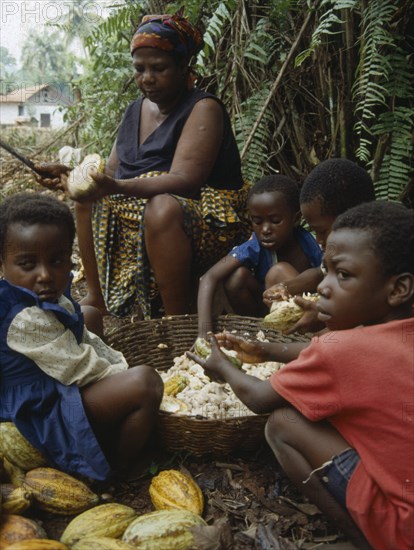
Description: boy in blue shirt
xmin=198 ymin=175 xmax=321 ymax=336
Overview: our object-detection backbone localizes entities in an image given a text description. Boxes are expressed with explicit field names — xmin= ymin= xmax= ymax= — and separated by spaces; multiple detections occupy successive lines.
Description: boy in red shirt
xmin=189 ymin=201 xmax=414 ymax=549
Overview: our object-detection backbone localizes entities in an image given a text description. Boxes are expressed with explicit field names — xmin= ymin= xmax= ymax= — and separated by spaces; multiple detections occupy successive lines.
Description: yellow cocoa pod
xmin=0 ymin=485 xmax=32 ymax=515
xmin=71 ymin=537 xmax=135 ymax=550
xmin=60 ymin=503 xmax=137 ymax=547
xmin=0 ymin=515 xmax=46 ymax=548
xmin=163 ymin=374 xmax=189 ymax=397
xmin=6 ymin=540 xmax=68 ymax=549
xmin=263 ymin=293 xmax=320 ymax=331
xmin=149 ymin=469 xmax=204 ymax=515
xmin=23 ymin=468 xmax=99 ymax=516
xmin=0 ymin=424 xmax=47 ymax=471
xmin=2 ymin=458 xmax=25 ymax=488
xmin=122 ymin=509 xmax=206 ymax=549
xmin=67 ymin=154 xmax=104 ymax=199
xmin=194 ymin=337 xmax=243 ymax=368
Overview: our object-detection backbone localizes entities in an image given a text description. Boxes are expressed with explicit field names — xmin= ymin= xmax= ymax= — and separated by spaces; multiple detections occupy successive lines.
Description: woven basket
xmin=107 ymin=314 xmax=310 ymax=456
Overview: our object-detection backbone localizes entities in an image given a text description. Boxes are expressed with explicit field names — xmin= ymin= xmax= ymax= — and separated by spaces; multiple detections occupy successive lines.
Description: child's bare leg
xmin=265 ymin=262 xmax=299 ymax=289
xmin=81 ymin=366 xmax=163 ymax=469
xmin=265 ymin=407 xmax=372 ymax=549
xmin=224 ymin=267 xmax=268 ymax=317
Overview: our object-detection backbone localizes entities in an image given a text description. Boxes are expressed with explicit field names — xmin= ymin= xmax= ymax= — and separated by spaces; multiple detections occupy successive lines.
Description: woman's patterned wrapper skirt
xmin=93 ymin=172 xmax=251 ymax=318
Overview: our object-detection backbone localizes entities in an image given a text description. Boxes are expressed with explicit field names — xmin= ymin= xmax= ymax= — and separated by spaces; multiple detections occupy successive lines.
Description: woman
xmin=37 ymin=12 xmax=251 ymax=319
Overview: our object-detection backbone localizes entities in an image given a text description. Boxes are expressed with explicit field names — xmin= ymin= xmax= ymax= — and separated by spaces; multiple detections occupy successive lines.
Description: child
xmin=189 ymin=201 xmax=414 ymax=550
xmin=0 ymin=193 xmax=163 ymax=481
xmin=263 ymin=158 xmax=376 ymax=334
xmin=197 ymin=175 xmax=322 ymax=336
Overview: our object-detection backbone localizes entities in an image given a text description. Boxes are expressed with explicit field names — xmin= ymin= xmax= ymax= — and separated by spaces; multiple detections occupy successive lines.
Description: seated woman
xmin=36 ymin=12 xmax=251 ymax=319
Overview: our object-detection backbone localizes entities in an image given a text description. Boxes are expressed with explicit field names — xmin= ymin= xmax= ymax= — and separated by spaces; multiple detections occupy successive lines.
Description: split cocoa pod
xmin=263 ymin=293 xmax=320 ymax=331
xmin=149 ymin=469 xmax=204 ymax=516
xmin=67 ymin=153 xmax=104 ymax=200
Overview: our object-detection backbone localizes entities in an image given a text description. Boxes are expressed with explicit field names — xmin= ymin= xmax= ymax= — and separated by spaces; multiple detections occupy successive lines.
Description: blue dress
xmin=229 ymin=228 xmax=323 ymax=287
xmin=0 ymin=280 xmax=111 ymax=480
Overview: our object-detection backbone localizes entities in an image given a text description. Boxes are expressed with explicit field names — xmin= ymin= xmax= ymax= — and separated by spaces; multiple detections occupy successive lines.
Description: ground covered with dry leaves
xmin=0 ymin=150 xmax=356 ymax=549
xmin=36 ymin=443 xmax=354 ymax=550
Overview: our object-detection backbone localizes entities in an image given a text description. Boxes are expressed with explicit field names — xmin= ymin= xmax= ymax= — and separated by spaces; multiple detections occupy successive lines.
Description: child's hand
xmin=187 ymin=334 xmax=230 ymax=382
xmin=283 ymin=296 xmax=325 ymax=335
xmin=216 ymin=332 xmax=267 ymax=364
xmin=263 ymin=283 xmax=290 ymax=308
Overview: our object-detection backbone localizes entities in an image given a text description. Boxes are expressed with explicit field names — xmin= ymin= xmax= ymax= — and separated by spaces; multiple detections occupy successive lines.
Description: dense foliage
xmin=65 ymin=0 xmax=414 ymax=204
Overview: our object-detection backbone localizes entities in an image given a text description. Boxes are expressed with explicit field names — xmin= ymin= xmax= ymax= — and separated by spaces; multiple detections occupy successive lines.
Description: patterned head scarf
xmin=130 ymin=10 xmax=203 ymax=62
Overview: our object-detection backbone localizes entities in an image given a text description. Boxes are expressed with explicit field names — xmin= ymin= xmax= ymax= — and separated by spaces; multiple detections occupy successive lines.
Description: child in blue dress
xmin=197 ymin=175 xmax=322 ymax=336
xmin=0 ymin=193 xmax=163 ymax=481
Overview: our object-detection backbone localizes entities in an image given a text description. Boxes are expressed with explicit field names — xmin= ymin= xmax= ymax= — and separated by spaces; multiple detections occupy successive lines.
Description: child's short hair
xmin=332 ymin=200 xmax=414 ymax=276
xmin=0 ymin=192 xmax=75 ymax=257
xmin=248 ymin=174 xmax=300 ymax=212
xmin=300 ymin=158 xmax=375 ymax=216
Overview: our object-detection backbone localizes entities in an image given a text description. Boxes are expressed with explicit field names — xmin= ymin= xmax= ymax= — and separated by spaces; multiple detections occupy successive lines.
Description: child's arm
xmin=216 ymin=332 xmax=309 ymax=363
xmin=187 ymin=334 xmax=289 ymax=414
xmin=284 ymin=296 xmax=326 ymax=335
xmin=197 ymin=255 xmax=243 ymax=337
xmin=8 ymin=307 xmax=128 ymax=387
xmin=263 ymin=267 xmax=323 ymax=307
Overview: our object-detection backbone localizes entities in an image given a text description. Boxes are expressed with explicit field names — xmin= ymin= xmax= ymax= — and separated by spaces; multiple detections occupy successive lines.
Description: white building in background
xmin=0 ymin=84 xmax=73 ymax=128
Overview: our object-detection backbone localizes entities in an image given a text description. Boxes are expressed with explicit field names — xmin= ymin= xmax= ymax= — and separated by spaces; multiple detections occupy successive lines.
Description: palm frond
xmin=234 ymin=84 xmax=276 ymax=182
xmin=371 ymin=107 xmax=414 ymax=200
xmin=295 ymin=0 xmax=358 ymax=67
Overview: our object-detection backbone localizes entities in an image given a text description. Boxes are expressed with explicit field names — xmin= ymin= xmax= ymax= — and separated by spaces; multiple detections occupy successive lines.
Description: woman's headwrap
xmin=130 ymin=10 xmax=203 ymax=62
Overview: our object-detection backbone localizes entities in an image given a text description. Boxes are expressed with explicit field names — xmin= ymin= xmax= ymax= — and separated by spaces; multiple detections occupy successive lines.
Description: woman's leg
xmin=265 ymin=407 xmax=372 ymax=549
xmin=144 ymin=195 xmax=194 ymax=315
xmin=81 ymin=366 xmax=163 ymax=469
xmin=74 ymin=202 xmax=108 ymax=314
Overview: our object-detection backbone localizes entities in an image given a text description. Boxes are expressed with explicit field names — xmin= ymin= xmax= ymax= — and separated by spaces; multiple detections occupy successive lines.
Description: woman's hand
xmin=263 ymin=283 xmax=290 ymax=308
xmin=215 ymin=332 xmax=267 ymax=364
xmin=283 ymin=296 xmax=325 ymax=335
xmin=33 ymin=163 xmax=71 ymax=191
xmin=71 ymin=171 xmax=118 ymax=203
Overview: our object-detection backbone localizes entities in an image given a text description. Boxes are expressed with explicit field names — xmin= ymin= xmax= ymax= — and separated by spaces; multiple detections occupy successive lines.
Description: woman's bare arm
xmin=105 ymin=141 xmax=119 ymax=178
xmin=87 ymin=98 xmax=224 ymax=200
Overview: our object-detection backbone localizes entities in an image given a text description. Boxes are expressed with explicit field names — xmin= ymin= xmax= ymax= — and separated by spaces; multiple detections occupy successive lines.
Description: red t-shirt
xmin=271 ymin=318 xmax=414 ymax=550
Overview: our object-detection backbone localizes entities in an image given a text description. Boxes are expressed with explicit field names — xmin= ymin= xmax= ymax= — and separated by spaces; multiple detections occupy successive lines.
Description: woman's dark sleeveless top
xmin=115 ymin=88 xmax=243 ymax=189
